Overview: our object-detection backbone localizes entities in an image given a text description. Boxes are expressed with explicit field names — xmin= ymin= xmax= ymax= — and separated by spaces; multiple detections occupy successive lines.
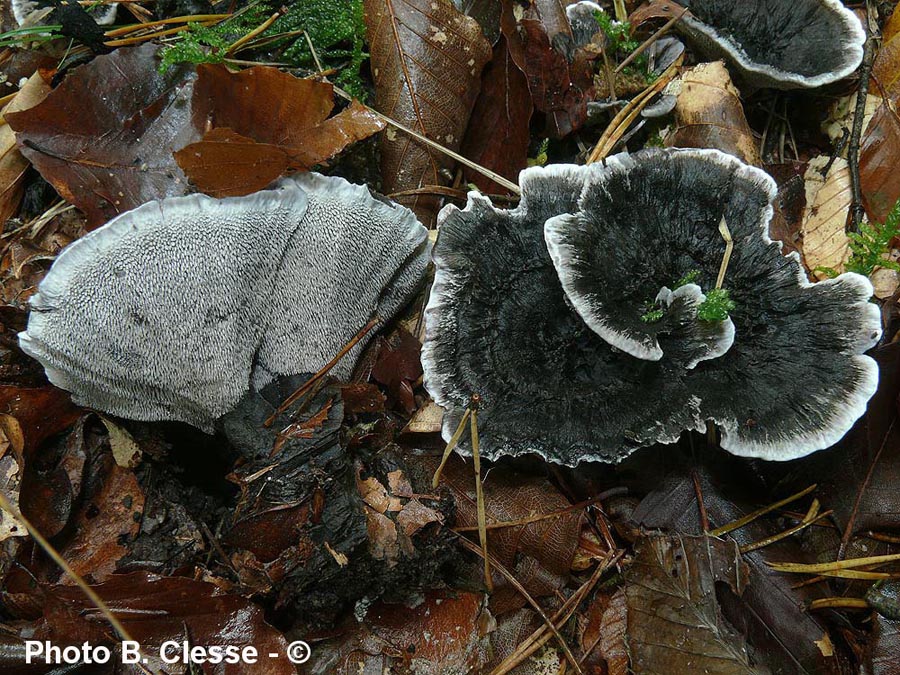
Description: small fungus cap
xmin=422 ymin=149 xmax=881 ymax=466
xmin=677 ymin=0 xmax=865 ymax=89
xmin=20 ymin=174 xmax=429 ymax=431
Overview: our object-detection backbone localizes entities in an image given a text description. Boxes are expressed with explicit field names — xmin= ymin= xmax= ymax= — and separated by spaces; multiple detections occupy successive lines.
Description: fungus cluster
xmin=20 ymin=173 xmax=430 ymax=430
xmin=675 ymin=0 xmax=865 ymax=89
xmin=422 ymin=149 xmax=881 ymax=465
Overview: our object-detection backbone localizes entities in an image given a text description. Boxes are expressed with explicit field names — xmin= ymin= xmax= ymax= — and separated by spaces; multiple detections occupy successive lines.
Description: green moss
xmin=698 ymin=288 xmax=735 ymax=322
xmin=274 ymin=0 xmax=367 ymax=99
xmin=846 ymin=199 xmax=900 ymax=277
xmin=158 ymin=5 xmax=270 ymax=71
xmin=593 ymin=10 xmax=652 ymax=81
xmin=640 ymin=307 xmax=665 ymax=323
xmin=673 ymin=269 xmax=700 ymax=289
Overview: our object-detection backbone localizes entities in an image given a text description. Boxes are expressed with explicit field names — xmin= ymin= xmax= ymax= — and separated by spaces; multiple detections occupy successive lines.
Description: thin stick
xmin=263 ymin=316 xmax=380 ymax=427
xmin=456 ymin=536 xmax=584 ymax=675
xmin=332 ymin=86 xmax=520 ymax=194
xmin=692 ymin=469 xmax=709 ymax=532
xmin=225 ymin=9 xmax=284 ymax=56
xmin=768 ymin=551 xmax=900 ymax=574
xmin=615 ymin=8 xmax=688 ymax=74
xmin=303 ymin=30 xmax=324 ymax=72
xmin=715 ymin=217 xmax=733 ymax=289
xmin=848 ymin=11 xmax=877 ymax=232
xmin=470 ymin=402 xmax=492 ymax=591
xmin=740 ymin=504 xmax=831 ymax=554
xmin=431 ymin=407 xmax=471 ymax=487
xmin=454 ymin=495 xmax=606 ymax=532
xmin=103 ymin=14 xmax=231 ymax=37
xmin=491 ymin=553 xmax=622 ymax=675
xmin=808 ymin=598 xmax=869 ymax=611
xmin=105 ymin=21 xmax=222 ymax=46
xmin=0 ymin=492 xmax=153 ymax=674
xmin=709 ymin=484 xmax=817 ymax=537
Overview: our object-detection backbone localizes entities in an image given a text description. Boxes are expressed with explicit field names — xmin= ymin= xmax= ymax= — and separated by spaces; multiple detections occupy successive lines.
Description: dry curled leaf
xmin=364 ymin=0 xmax=491 ymax=224
xmin=625 ymin=534 xmax=764 ymax=674
xmin=7 ymin=45 xmax=198 ymax=229
xmin=801 ymin=156 xmax=851 ymax=280
xmin=873 ymin=3 xmax=900 ymax=104
xmin=0 ymin=72 xmax=51 ymax=224
xmin=667 ymin=60 xmax=761 ymax=166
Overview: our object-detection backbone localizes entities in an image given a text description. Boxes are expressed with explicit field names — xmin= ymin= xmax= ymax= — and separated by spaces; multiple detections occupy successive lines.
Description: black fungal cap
xmin=677 ymin=0 xmax=865 ymax=89
xmin=422 ymin=149 xmax=881 ymax=466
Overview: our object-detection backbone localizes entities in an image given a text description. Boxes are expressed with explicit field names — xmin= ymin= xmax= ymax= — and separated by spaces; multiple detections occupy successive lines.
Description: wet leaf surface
xmin=364 ymin=0 xmax=491 ymax=223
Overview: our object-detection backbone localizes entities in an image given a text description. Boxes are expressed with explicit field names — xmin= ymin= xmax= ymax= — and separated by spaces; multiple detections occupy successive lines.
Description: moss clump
xmin=698 ymin=288 xmax=735 ymax=322
xmin=275 ymin=0 xmax=367 ymax=99
xmin=593 ymin=10 xmax=653 ymax=81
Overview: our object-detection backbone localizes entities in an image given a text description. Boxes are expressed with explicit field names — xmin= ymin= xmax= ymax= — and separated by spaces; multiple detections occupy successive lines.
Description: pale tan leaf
xmin=364 ymin=0 xmax=492 ymax=224
xmin=801 ymin=156 xmax=851 ymax=280
xmin=667 ymin=61 xmax=761 ymax=166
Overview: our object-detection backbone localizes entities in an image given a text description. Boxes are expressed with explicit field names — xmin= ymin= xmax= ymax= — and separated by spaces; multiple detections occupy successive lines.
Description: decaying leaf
xmin=0 ymin=72 xmax=51 ymax=224
xmin=801 ymin=156 xmax=851 ymax=280
xmin=873 ymin=3 xmax=900 ymax=104
xmin=461 ymin=31 xmax=532 ymax=193
xmin=364 ymin=0 xmax=491 ymax=223
xmin=625 ymin=534 xmax=764 ymax=674
xmin=667 ymin=60 xmax=761 ymax=166
xmin=175 ymin=65 xmax=384 ymax=196
xmin=304 ymin=591 xmax=492 ymax=675
xmin=437 ymin=455 xmax=589 ymax=613
xmin=7 ymin=45 xmax=199 ymax=229
xmin=860 ymin=102 xmax=900 ymax=223
xmin=28 ymin=572 xmax=293 ymax=675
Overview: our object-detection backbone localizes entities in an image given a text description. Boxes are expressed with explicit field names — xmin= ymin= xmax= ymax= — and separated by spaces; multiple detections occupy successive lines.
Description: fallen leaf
xmin=173 ymin=127 xmax=291 ymax=198
xmin=0 ymin=72 xmax=51 ymax=224
xmin=7 ymin=45 xmax=199 ymax=228
xmin=364 ymin=0 xmax=492 ymax=223
xmin=870 ymin=615 xmax=900 ymax=675
xmin=98 ymin=416 xmax=141 ymax=469
xmin=461 ymin=31 xmax=532 ymax=193
xmin=801 ymin=156 xmax=852 ymax=279
xmin=860 ymin=102 xmax=900 ymax=223
xmin=176 ymin=67 xmax=384 ymax=196
xmin=30 ymin=572 xmax=293 ymax=675
xmin=437 ymin=455 xmax=589 ymax=614
xmin=403 ymin=398 xmax=444 ymax=433
xmin=873 ymin=3 xmax=900 ymax=104
xmin=371 ymin=327 xmax=423 ymax=414
xmin=304 ymin=591 xmax=492 ymax=674
xmin=668 ymin=60 xmax=762 ymax=166
xmin=625 ymin=534 xmax=764 ymax=674
xmin=0 ymin=384 xmax=81 ymax=453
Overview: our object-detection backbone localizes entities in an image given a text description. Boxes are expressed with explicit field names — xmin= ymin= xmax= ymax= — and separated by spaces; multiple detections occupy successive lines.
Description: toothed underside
xmin=422 ymin=149 xmax=881 ymax=465
xmin=679 ymin=0 xmax=864 ymax=88
xmin=20 ymin=174 xmax=429 ymax=430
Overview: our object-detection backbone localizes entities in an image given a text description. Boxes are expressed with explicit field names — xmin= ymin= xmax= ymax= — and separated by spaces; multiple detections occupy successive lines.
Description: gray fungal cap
xmin=422 ymin=149 xmax=881 ymax=466
xmin=20 ymin=173 xmax=429 ymax=431
xmin=676 ymin=0 xmax=865 ymax=89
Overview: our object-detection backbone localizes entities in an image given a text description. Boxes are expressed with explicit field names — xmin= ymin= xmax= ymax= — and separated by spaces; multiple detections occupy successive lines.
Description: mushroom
xmin=12 ymin=0 xmax=118 ymax=28
xmin=19 ymin=173 xmax=429 ymax=430
xmin=422 ymin=149 xmax=881 ymax=465
xmin=675 ymin=0 xmax=865 ymax=89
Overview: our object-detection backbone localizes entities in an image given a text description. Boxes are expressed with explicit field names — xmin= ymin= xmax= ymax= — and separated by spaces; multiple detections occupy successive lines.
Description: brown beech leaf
xmin=668 ymin=61 xmax=762 ymax=166
xmin=174 ymin=127 xmax=291 ymax=198
xmin=873 ymin=4 xmax=900 ymax=104
xmin=514 ymin=12 xmax=593 ymax=138
xmin=287 ymin=100 xmax=386 ymax=167
xmin=801 ymin=156 xmax=851 ymax=280
xmin=461 ymin=32 xmax=532 ymax=193
xmin=860 ymin=102 xmax=900 ymax=223
xmin=31 ymin=572 xmax=293 ymax=675
xmin=191 ymin=63 xmax=334 ymax=143
xmin=0 ymin=72 xmax=51 ymax=224
xmin=178 ymin=67 xmax=383 ymax=196
xmin=364 ymin=0 xmax=492 ymax=224
xmin=7 ymin=45 xmax=199 ymax=229
xmin=0 ymin=384 xmax=81 ymax=454
xmin=625 ymin=534 xmax=764 ymax=674
xmin=305 ymin=591 xmax=492 ymax=675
